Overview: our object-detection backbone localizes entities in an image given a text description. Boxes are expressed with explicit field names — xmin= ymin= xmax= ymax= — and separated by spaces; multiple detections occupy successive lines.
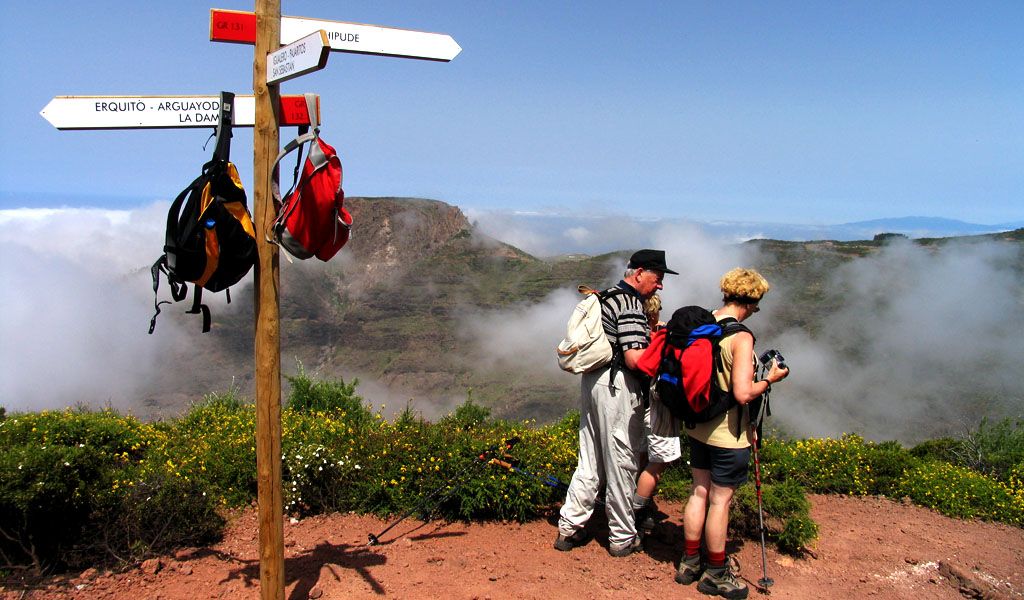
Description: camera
xmin=759 ymin=349 xmax=787 ymax=371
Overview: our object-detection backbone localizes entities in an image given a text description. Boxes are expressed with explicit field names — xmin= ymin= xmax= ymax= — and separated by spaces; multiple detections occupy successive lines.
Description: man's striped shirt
xmin=600 ymin=282 xmax=650 ymax=353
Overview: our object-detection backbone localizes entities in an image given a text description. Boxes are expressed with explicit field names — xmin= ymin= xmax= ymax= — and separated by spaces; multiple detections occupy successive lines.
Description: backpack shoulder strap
xmin=718 ymin=318 xmax=754 ymax=343
xmin=594 ymin=286 xmax=627 ymax=304
xmin=212 ymin=91 xmax=234 ymax=163
xmin=164 ymin=169 xmax=209 ymax=247
xmin=185 ymin=287 xmax=212 ymax=333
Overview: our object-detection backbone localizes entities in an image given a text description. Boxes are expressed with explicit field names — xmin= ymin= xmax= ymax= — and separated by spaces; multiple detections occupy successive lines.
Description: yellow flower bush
xmin=2 ymin=378 xmax=1020 ymax=574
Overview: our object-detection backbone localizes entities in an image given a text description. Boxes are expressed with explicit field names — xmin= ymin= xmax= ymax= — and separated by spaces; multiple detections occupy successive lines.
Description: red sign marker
xmin=279 ymin=95 xmax=318 ymax=127
xmin=209 ymin=9 xmax=258 ymax=44
xmin=210 ymin=8 xmax=461 ymax=62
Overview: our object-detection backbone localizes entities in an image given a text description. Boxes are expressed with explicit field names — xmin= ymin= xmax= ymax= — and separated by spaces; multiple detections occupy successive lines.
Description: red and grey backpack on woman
xmin=637 ymin=305 xmax=752 ymax=428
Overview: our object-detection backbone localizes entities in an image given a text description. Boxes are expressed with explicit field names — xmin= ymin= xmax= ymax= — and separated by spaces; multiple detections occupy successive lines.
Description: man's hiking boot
xmin=675 ymin=553 xmax=703 ymax=585
xmin=553 ymin=529 xmax=590 ymax=552
xmin=607 ymin=536 xmax=642 ymax=558
xmin=635 ymin=504 xmax=655 ymax=537
xmin=696 ymin=565 xmax=748 ymax=599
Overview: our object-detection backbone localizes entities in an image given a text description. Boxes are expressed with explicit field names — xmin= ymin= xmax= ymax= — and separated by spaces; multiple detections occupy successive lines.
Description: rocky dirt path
xmin=3 ymin=494 xmax=1022 ymax=599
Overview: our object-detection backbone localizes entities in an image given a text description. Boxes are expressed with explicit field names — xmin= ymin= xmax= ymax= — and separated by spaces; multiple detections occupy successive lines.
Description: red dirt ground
xmin=3 ymin=494 xmax=1022 ymax=599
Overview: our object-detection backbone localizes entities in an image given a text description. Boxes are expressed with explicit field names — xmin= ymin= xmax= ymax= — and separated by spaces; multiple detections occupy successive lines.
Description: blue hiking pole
xmin=488 ymin=458 xmax=605 ymax=506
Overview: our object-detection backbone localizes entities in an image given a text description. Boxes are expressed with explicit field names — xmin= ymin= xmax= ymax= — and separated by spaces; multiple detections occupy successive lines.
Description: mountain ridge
xmin=141 ymin=197 xmax=1024 ymax=442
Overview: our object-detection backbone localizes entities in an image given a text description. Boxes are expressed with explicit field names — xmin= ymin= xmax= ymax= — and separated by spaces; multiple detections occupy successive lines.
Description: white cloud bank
xmin=0 ymin=204 xmax=196 ymax=413
xmin=3 ymin=205 xmax=1021 ymax=442
xmin=460 ymin=231 xmax=1024 ymax=442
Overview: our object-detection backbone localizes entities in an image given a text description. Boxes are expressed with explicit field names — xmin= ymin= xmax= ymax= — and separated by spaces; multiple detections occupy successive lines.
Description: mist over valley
xmin=1 ymin=198 xmax=1021 ymax=444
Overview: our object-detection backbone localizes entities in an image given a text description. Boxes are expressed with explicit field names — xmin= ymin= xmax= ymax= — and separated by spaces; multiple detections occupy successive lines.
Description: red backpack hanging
xmin=269 ymin=94 xmax=352 ymax=261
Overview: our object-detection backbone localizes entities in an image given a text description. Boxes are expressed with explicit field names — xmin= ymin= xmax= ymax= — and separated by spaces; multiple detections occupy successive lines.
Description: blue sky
xmin=0 ymin=0 xmax=1021 ymax=225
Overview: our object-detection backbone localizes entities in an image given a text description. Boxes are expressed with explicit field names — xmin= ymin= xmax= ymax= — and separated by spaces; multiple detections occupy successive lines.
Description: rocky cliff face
xmin=144 ymin=196 xmax=587 ymax=422
xmin=343 ymin=197 xmax=473 ymax=282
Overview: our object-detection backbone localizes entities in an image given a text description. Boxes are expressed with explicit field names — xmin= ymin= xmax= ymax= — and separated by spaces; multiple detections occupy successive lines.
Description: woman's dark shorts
xmin=688 ymin=437 xmax=751 ymax=486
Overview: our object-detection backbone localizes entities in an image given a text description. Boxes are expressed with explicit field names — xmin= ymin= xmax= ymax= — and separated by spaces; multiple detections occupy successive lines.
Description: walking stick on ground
xmin=750 ymin=425 xmax=774 ymax=591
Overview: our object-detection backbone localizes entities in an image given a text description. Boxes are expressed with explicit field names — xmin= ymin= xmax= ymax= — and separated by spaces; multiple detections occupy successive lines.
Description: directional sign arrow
xmin=267 ymin=30 xmax=330 ymax=85
xmin=210 ymin=9 xmax=462 ymax=62
xmin=39 ymin=95 xmax=318 ymax=130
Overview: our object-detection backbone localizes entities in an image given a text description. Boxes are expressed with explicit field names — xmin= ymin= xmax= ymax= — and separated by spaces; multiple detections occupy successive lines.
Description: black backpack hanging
xmin=149 ymin=92 xmax=257 ymax=334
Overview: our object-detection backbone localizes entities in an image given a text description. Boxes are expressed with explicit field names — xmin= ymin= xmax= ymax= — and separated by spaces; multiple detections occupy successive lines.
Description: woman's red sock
xmin=707 ymin=550 xmax=726 ymax=568
xmin=685 ymin=538 xmax=701 ymax=558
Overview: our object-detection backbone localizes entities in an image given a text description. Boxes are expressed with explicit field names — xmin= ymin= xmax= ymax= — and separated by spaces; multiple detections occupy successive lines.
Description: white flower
xmin=64 ymin=462 xmax=70 ymax=466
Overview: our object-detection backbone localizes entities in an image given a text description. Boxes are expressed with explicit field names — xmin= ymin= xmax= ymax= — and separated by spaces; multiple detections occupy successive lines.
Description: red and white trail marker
xmin=210 ymin=9 xmax=462 ymax=62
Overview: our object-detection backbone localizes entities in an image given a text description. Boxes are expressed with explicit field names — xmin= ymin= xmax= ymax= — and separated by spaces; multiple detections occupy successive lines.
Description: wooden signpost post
xmin=216 ymin=4 xmax=459 ymax=599
xmin=251 ymin=4 xmax=283 ymax=598
xmin=42 ymin=3 xmax=459 ymax=598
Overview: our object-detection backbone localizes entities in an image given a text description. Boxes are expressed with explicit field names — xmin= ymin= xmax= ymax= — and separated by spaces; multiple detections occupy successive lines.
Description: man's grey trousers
xmin=558 ymin=365 xmax=645 ymax=550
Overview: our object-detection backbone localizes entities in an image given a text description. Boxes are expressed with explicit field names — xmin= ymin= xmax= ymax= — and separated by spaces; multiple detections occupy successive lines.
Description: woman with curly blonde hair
xmin=676 ymin=268 xmax=789 ymax=599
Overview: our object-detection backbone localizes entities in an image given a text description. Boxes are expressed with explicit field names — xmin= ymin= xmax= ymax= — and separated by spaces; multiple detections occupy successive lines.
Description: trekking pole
xmin=488 ymin=458 xmax=606 ymax=505
xmin=487 ymin=450 xmax=606 ymax=507
xmin=367 ymin=438 xmax=513 ymax=546
xmin=750 ymin=425 xmax=774 ymax=591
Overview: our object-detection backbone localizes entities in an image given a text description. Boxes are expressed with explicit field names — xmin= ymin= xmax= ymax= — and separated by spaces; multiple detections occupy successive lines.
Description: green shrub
xmin=764 ymin=434 xmax=881 ymax=495
xmin=949 ymin=418 xmax=1024 ymax=481
xmin=74 ymin=467 xmax=224 ymax=568
xmin=910 ymin=419 xmax=1024 ymax=483
xmin=862 ymin=440 xmax=919 ymax=496
xmin=776 ymin=514 xmax=819 ymax=555
xmin=732 ymin=479 xmax=817 ymax=554
xmin=285 ymin=365 xmax=371 ymax=429
xmin=282 ymin=442 xmax=369 ymax=516
xmin=0 ymin=408 xmax=153 ymax=459
xmin=439 ymin=393 xmax=491 ymax=430
xmin=910 ymin=436 xmax=958 ymax=463
xmin=3 ymin=385 xmax=1019 ymax=575
xmin=895 ymin=461 xmax=1024 ymax=525
xmin=0 ymin=409 xmax=159 ymax=573
xmin=0 ymin=444 xmax=107 ymax=573
xmin=163 ymin=393 xmax=258 ymax=507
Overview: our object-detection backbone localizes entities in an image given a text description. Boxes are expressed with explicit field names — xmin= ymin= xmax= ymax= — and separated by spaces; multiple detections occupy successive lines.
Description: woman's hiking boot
xmin=696 ymin=564 xmax=749 ymax=599
xmin=675 ymin=553 xmax=703 ymax=585
xmin=553 ymin=529 xmax=590 ymax=552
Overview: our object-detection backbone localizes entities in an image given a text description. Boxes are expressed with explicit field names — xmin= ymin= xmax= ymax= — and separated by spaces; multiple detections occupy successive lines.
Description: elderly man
xmin=554 ymin=249 xmax=677 ymax=557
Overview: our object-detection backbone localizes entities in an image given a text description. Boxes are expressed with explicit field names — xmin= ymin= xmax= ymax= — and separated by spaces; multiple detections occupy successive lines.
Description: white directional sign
xmin=267 ymin=30 xmax=330 ymax=84
xmin=40 ymin=95 xmax=317 ymax=130
xmin=211 ymin=9 xmax=462 ymax=62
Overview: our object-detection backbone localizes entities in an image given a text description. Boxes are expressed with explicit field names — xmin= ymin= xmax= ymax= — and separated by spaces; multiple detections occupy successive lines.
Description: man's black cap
xmin=628 ymin=249 xmax=678 ymax=275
